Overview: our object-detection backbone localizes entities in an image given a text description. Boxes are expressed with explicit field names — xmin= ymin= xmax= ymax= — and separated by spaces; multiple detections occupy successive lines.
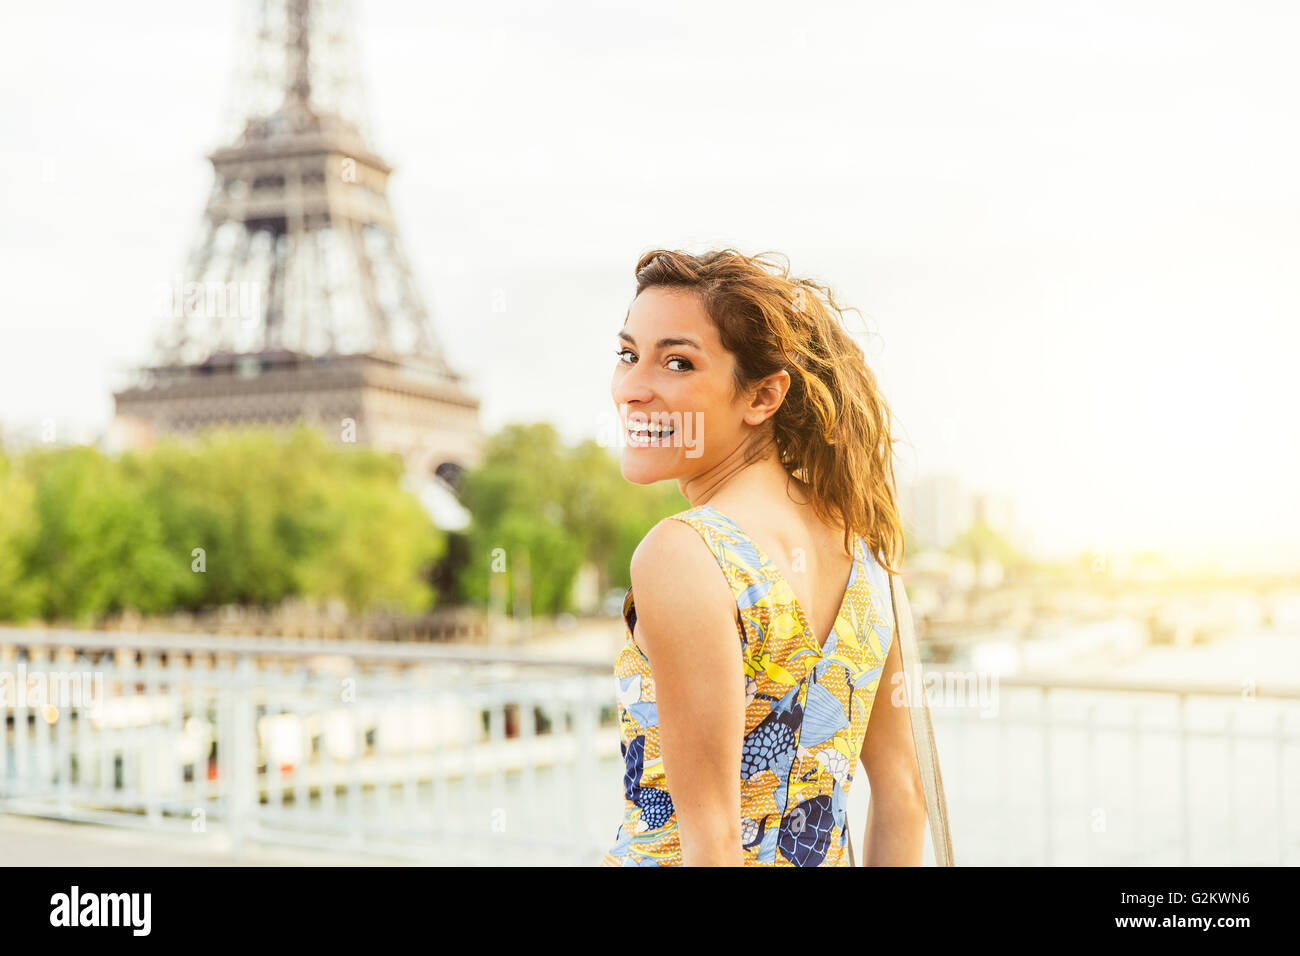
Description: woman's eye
xmin=615 ymin=349 xmax=692 ymax=372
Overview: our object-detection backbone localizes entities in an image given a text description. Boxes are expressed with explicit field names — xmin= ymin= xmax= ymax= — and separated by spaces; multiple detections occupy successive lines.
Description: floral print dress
xmin=601 ymin=503 xmax=896 ymax=867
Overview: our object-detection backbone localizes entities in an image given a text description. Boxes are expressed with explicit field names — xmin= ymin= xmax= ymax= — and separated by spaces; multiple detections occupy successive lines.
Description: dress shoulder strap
xmin=664 ymin=505 xmax=770 ymax=593
xmin=662 ymin=505 xmax=785 ymax=658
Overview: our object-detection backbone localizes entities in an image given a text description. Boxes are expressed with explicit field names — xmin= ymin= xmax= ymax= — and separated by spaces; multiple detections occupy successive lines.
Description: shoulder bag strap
xmin=847 ymin=572 xmax=955 ymax=866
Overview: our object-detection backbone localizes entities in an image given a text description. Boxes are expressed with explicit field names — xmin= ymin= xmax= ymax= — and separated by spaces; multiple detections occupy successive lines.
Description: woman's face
xmin=611 ymin=286 xmax=751 ymax=485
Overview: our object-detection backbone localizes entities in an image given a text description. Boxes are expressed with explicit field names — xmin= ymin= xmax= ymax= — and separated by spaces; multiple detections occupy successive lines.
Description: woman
xmin=601 ymin=248 xmax=926 ymax=867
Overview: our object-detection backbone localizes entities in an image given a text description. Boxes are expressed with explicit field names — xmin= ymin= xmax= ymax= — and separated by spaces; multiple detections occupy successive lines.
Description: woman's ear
xmin=744 ymin=369 xmax=790 ymax=426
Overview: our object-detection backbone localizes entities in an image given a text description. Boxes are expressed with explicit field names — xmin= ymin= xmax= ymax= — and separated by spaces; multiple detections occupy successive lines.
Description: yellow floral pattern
xmin=601 ymin=504 xmax=895 ymax=867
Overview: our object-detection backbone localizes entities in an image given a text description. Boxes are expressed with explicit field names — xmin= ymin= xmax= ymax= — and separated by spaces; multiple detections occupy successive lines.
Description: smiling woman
xmin=602 ymin=248 xmax=933 ymax=868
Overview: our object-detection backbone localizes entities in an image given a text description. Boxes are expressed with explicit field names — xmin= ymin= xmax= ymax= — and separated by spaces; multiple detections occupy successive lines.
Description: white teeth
xmin=627 ymin=420 xmax=675 ymax=444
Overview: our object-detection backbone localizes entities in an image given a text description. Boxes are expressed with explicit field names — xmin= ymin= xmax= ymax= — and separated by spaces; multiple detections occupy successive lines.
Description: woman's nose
xmin=612 ymin=364 xmax=654 ymax=407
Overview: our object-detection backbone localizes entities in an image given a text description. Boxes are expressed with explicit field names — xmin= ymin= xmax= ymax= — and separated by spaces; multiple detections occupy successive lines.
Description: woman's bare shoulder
xmin=629 ymin=513 xmax=715 ymax=584
xmin=628 ymin=516 xmax=734 ymax=650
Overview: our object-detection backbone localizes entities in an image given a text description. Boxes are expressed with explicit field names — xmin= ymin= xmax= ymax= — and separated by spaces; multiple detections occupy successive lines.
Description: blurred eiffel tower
xmin=112 ymin=0 xmax=481 ymax=513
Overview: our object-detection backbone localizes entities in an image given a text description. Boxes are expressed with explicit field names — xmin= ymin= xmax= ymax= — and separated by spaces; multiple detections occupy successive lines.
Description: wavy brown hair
xmin=632 ymin=248 xmax=905 ymax=573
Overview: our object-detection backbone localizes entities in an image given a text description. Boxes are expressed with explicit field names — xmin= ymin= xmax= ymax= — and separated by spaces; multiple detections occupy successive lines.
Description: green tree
xmin=23 ymin=445 xmax=186 ymax=622
xmin=458 ymin=424 xmax=582 ymax=614
xmin=0 ymin=454 xmax=44 ymax=621
xmin=291 ymin=433 xmax=445 ymax=613
xmin=0 ymin=425 xmax=446 ymax=623
xmin=138 ymin=425 xmax=445 ymax=614
xmin=456 ymin=423 xmax=687 ymax=615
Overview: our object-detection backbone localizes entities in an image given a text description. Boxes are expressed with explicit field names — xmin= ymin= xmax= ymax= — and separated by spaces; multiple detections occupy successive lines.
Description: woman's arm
xmin=858 ymin=622 xmax=927 ymax=865
xmin=629 ymin=519 xmax=746 ymax=866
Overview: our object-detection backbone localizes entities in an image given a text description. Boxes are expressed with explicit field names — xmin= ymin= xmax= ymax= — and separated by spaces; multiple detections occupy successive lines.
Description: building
xmin=110 ymin=0 xmax=481 ymax=522
xmin=899 ymin=473 xmax=973 ymax=552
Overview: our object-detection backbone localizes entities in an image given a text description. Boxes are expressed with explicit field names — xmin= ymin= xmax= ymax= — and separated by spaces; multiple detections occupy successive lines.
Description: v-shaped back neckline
xmin=692 ymin=503 xmax=861 ymax=654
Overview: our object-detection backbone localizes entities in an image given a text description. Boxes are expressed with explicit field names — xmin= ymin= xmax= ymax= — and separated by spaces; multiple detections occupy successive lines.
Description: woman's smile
xmin=625 ymin=417 xmax=678 ymax=446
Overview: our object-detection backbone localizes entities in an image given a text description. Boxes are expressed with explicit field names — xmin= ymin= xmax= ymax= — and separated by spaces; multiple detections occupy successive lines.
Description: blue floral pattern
xmin=601 ymin=504 xmax=895 ymax=867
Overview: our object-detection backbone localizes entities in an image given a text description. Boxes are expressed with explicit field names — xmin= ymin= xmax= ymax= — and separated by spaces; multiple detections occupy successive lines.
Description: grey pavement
xmin=0 ymin=813 xmax=405 ymax=866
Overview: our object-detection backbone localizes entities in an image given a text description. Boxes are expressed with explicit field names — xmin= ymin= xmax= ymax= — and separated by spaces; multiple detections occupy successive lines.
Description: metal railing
xmin=926 ymin=673 xmax=1300 ymax=865
xmin=3 ymin=628 xmax=1297 ymax=865
xmin=1 ymin=629 xmax=624 ymax=865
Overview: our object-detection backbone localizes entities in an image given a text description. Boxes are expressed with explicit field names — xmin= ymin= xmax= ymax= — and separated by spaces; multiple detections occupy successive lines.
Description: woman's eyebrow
xmin=617 ymin=331 xmax=702 ymax=350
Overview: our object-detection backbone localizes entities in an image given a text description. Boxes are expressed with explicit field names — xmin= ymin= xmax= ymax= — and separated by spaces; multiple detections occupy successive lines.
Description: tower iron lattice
xmin=113 ymin=0 xmax=482 ymax=496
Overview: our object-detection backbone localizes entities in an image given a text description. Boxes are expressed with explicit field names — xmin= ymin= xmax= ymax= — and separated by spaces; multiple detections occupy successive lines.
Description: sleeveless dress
xmin=600 ymin=503 xmax=896 ymax=867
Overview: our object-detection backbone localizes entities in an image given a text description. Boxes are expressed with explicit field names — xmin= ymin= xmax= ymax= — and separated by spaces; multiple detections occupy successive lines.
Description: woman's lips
xmin=626 ymin=422 xmax=677 ymax=446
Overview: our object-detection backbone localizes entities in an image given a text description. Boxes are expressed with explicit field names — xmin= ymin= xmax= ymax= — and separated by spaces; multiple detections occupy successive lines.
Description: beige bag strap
xmin=847 ymin=572 xmax=955 ymax=866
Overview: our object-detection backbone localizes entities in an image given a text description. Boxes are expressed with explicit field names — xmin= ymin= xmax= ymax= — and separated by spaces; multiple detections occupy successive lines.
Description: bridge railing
xmin=4 ymin=628 xmax=1297 ymax=865
xmin=923 ymin=672 xmax=1300 ymax=865
xmin=0 ymin=629 xmax=622 ymax=865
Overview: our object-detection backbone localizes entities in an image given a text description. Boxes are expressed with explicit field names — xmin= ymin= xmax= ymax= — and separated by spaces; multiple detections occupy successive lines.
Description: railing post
xmin=1084 ymin=702 xmax=1095 ymax=866
xmin=1277 ymin=712 xmax=1287 ymax=866
xmin=14 ymin=651 xmax=29 ymax=800
xmin=994 ymin=703 xmax=1006 ymax=865
xmin=1041 ymin=686 xmax=1052 ymax=866
xmin=575 ymin=677 xmax=598 ymax=863
xmin=488 ymin=690 xmax=507 ymax=829
xmin=74 ymin=651 xmax=93 ymax=809
xmin=1178 ymin=692 xmax=1189 ymax=865
xmin=0 ymin=643 xmax=13 ymax=800
xmin=520 ymin=690 xmax=538 ymax=842
xmin=145 ymin=650 xmax=162 ymax=827
xmin=32 ymin=649 xmax=49 ymax=803
xmin=229 ymin=654 xmax=255 ymax=856
xmin=1129 ymin=703 xmax=1142 ymax=864
xmin=1224 ymin=710 xmax=1235 ymax=865
xmin=347 ymin=680 xmax=363 ymax=850
xmin=121 ymin=646 xmax=136 ymax=808
xmin=55 ymin=647 xmax=72 ymax=816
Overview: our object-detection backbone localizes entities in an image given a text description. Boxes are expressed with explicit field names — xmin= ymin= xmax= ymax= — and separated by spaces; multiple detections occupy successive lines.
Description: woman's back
xmin=697 ymin=494 xmax=861 ymax=649
xmin=601 ymin=501 xmax=896 ymax=867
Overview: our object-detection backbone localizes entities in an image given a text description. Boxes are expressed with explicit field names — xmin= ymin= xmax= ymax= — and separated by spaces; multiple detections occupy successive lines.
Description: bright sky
xmin=1 ymin=0 xmax=1296 ymax=569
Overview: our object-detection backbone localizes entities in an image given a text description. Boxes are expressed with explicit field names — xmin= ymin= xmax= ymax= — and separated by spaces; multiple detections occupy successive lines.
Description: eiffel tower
xmin=112 ymin=0 xmax=482 ymax=503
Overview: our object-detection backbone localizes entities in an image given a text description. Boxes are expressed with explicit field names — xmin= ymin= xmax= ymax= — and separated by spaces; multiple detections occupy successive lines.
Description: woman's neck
xmin=678 ymin=436 xmax=809 ymax=513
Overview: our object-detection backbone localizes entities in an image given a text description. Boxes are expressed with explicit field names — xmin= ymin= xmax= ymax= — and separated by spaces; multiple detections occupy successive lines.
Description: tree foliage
xmin=456 ymin=423 xmax=686 ymax=615
xmin=0 ymin=421 xmax=690 ymax=624
xmin=0 ymin=426 xmax=444 ymax=623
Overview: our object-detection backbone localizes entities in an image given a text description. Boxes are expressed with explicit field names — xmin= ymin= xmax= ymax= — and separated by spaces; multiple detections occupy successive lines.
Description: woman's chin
xmin=619 ymin=454 xmax=673 ymax=484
